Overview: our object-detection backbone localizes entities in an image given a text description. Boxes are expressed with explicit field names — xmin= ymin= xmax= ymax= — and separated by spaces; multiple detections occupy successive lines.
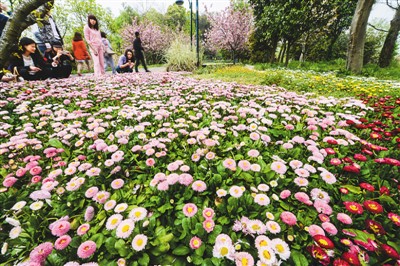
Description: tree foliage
xmin=205 ymin=3 xmax=253 ymax=63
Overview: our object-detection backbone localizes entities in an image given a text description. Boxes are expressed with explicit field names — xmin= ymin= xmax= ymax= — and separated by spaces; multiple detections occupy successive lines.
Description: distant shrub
xmin=165 ymin=39 xmax=200 ymax=72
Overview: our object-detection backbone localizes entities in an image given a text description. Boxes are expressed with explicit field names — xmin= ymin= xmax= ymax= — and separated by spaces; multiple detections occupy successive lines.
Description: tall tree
xmin=378 ymin=0 xmax=400 ymax=68
xmin=205 ymin=3 xmax=253 ymax=64
xmin=165 ymin=3 xmax=186 ymax=31
xmin=346 ymin=0 xmax=375 ymax=73
xmin=0 ymin=0 xmax=54 ymax=69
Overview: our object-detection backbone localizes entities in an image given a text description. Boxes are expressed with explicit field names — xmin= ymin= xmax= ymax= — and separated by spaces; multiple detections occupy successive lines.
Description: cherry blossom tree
xmin=205 ymin=4 xmax=253 ymax=63
xmin=121 ymin=17 xmax=174 ymax=64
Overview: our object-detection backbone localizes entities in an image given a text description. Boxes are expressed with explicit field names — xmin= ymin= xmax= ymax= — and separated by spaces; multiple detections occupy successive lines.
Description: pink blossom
xmin=294 ymin=192 xmax=313 ymax=205
xmin=322 ymin=222 xmax=338 ymax=235
xmin=280 ymin=211 xmax=297 ymax=226
xmin=77 ymin=223 xmax=91 ymax=236
xmin=15 ymin=168 xmax=27 ymax=177
xmin=280 ymin=190 xmax=291 ymax=199
xmin=189 ymin=236 xmax=202 ymax=249
xmin=31 ymin=175 xmax=42 ymax=184
xmin=223 ymin=158 xmax=236 ymax=170
xmin=192 ymin=180 xmax=207 ymax=192
xmin=314 ymin=200 xmax=333 ymax=215
xmin=238 ymin=160 xmax=251 ymax=171
xmin=29 ymin=166 xmax=42 ymax=176
xmin=183 ymin=203 xmax=198 ymax=217
xmin=50 ymin=221 xmax=70 ymax=237
xmin=247 ymin=149 xmax=260 ymax=157
xmin=77 ymin=240 xmax=96 ymax=259
xmin=3 ymin=176 xmax=18 ymax=187
xmin=85 ymin=206 xmax=95 ymax=222
xmin=54 ymin=235 xmax=71 ymax=250
xmin=179 ymin=173 xmax=193 ymax=186
xmin=157 ymin=181 xmax=169 ymax=191
xmin=85 ymin=187 xmax=99 ymax=198
xmin=271 ymin=161 xmax=287 ymax=175
xmin=308 ymin=224 xmax=325 ymax=236
xmin=29 ymin=242 xmax=53 ymax=263
xmin=337 ymin=213 xmax=353 ymax=225
xmin=202 ymin=208 xmax=215 ymax=219
xmin=203 ymin=219 xmax=215 ymax=233
xmin=111 ymin=179 xmax=125 ymax=189
xmin=146 ymin=158 xmax=155 ymax=166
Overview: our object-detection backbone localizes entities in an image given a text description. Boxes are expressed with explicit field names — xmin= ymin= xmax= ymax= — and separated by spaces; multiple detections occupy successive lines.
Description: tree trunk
xmin=346 ymin=0 xmax=375 ymax=73
xmin=278 ymin=41 xmax=286 ymax=63
xmin=0 ymin=0 xmax=54 ymax=69
xmin=284 ymin=41 xmax=291 ymax=67
xmin=268 ymin=35 xmax=279 ymax=63
xmin=299 ymin=34 xmax=309 ymax=63
xmin=378 ymin=7 xmax=400 ymax=68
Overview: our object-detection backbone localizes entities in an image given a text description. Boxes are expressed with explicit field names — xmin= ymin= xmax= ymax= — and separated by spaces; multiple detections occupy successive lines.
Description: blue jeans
xmin=104 ymin=54 xmax=116 ymax=74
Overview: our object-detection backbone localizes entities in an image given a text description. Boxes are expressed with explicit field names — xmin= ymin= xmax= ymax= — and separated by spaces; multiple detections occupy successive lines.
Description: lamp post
xmin=176 ymin=0 xmax=200 ymax=67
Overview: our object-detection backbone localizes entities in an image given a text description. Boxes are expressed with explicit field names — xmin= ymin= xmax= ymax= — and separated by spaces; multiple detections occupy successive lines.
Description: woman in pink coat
xmin=83 ymin=14 xmax=105 ymax=77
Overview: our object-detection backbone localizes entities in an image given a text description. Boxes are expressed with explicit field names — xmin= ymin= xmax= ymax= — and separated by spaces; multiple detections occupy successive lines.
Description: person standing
xmin=0 ymin=3 xmax=10 ymax=37
xmin=72 ymin=32 xmax=91 ymax=76
xmin=101 ymin=31 xmax=116 ymax=74
xmin=32 ymin=12 xmax=63 ymax=54
xmin=84 ymin=14 xmax=105 ymax=77
xmin=116 ymin=49 xmax=135 ymax=73
xmin=133 ymin=31 xmax=150 ymax=73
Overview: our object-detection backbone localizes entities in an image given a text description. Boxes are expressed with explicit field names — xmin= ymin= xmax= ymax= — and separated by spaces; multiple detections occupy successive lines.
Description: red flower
xmin=388 ymin=213 xmax=400 ymax=226
xmin=307 ymin=245 xmax=330 ymax=266
xmin=313 ymin=235 xmax=335 ymax=249
xmin=361 ymin=149 xmax=373 ymax=156
xmin=359 ymin=118 xmax=368 ymax=123
xmin=333 ymin=259 xmax=350 ymax=266
xmin=379 ymin=186 xmax=390 ymax=195
xmin=353 ymin=154 xmax=367 ymax=162
xmin=363 ymin=200 xmax=383 ymax=214
xmin=343 ymin=165 xmax=360 ymax=174
xmin=343 ymin=157 xmax=353 ymax=163
xmin=325 ymin=148 xmax=336 ymax=155
xmin=359 ymin=182 xmax=375 ymax=192
xmin=339 ymin=187 xmax=349 ymax=194
xmin=342 ymin=252 xmax=361 ymax=266
xmin=327 ymin=139 xmax=338 ymax=145
xmin=344 ymin=201 xmax=364 ymax=215
xmin=381 ymin=244 xmax=400 ymax=259
xmin=346 ymin=120 xmax=356 ymax=125
xmin=353 ymin=239 xmax=376 ymax=252
xmin=365 ymin=220 xmax=386 ymax=235
xmin=370 ymin=132 xmax=382 ymax=139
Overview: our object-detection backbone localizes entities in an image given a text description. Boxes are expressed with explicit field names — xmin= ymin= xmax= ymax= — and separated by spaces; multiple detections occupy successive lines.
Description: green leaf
xmin=105 ymin=237 xmax=118 ymax=255
xmin=344 ymin=229 xmax=375 ymax=242
xmin=159 ymin=233 xmax=174 ymax=243
xmin=91 ymin=233 xmax=105 ymax=249
xmin=138 ymin=253 xmax=150 ymax=265
xmin=292 ymin=250 xmax=309 ymax=266
xmin=342 ymin=185 xmax=362 ymax=194
xmin=172 ymin=245 xmax=190 ymax=256
xmin=115 ymin=239 xmax=130 ymax=257
xmin=48 ymin=138 xmax=64 ymax=148
xmin=379 ymin=195 xmax=397 ymax=207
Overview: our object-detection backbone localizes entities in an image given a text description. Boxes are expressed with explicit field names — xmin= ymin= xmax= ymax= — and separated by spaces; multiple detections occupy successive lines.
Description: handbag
xmin=105 ymin=46 xmax=115 ymax=55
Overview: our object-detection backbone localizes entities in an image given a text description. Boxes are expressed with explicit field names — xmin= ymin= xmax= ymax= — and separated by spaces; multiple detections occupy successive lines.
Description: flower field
xmin=0 ymin=73 xmax=399 ymax=266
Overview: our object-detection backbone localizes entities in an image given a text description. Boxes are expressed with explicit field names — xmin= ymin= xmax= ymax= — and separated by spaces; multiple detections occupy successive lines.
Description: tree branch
xmin=0 ymin=0 xmax=54 ymax=69
xmin=368 ymin=23 xmax=389 ymax=32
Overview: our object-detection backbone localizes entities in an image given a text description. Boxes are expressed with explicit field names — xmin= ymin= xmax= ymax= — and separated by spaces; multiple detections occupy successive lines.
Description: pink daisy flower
xmin=294 ymin=168 xmax=310 ymax=178
xmin=77 ymin=240 xmax=96 ymax=259
xmin=248 ymin=149 xmax=260 ymax=158
xmin=183 ymin=203 xmax=198 ymax=217
xmin=322 ymin=222 xmax=338 ymax=235
xmin=294 ymin=192 xmax=313 ymax=205
xmin=234 ymin=252 xmax=254 ymax=266
xmin=238 ymin=160 xmax=251 ymax=171
xmin=271 ymin=161 xmax=287 ymax=175
xmin=50 ymin=221 xmax=70 ymax=237
xmin=54 ymin=235 xmax=71 ymax=250
xmin=111 ymin=179 xmax=125 ymax=189
xmin=192 ymin=180 xmax=207 ymax=192
xmin=77 ymin=223 xmax=90 ymax=236
xmin=280 ymin=211 xmax=297 ymax=226
xmin=308 ymin=224 xmax=325 ymax=236
xmin=190 ymin=236 xmax=202 ymax=249
xmin=229 ymin=185 xmax=244 ymax=198
xmin=254 ymin=194 xmax=270 ymax=206
xmin=294 ymin=177 xmax=309 ymax=187
xmin=145 ymin=158 xmax=155 ymax=166
xmin=337 ymin=213 xmax=353 ymax=225
xmin=202 ymin=208 xmax=215 ymax=219
xmin=203 ymin=219 xmax=215 ymax=233
xmin=85 ymin=187 xmax=99 ymax=198
xmin=116 ymin=219 xmax=135 ymax=239
xmin=223 ymin=158 xmax=236 ymax=170
xmin=280 ymin=190 xmax=291 ymax=199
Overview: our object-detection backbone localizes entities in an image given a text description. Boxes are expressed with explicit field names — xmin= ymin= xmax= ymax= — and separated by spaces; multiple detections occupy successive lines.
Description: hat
xmin=45 ymin=43 xmax=51 ymax=49
xmin=51 ymin=41 xmax=63 ymax=48
xmin=19 ymin=37 xmax=35 ymax=46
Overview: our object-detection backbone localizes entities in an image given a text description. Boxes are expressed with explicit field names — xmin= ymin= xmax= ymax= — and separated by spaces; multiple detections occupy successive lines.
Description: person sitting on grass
xmin=116 ymin=49 xmax=135 ymax=73
xmin=8 ymin=37 xmax=51 ymax=81
xmin=44 ymin=41 xmax=74 ymax=79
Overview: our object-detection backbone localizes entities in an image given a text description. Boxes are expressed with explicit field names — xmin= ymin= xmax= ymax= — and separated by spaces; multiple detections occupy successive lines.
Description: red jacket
xmin=72 ymin=40 xmax=90 ymax=60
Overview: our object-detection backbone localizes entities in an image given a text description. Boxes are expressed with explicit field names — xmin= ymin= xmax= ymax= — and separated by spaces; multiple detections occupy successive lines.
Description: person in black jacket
xmin=8 ymin=37 xmax=52 ymax=81
xmin=132 ymin=31 xmax=150 ymax=73
xmin=44 ymin=41 xmax=74 ymax=79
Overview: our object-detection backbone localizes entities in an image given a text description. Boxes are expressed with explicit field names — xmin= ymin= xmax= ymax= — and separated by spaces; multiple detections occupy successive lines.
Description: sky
xmin=97 ymin=0 xmax=396 ymax=23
